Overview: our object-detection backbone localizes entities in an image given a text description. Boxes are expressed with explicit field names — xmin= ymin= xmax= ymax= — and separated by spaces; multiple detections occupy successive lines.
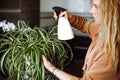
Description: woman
xmin=42 ymin=0 xmax=120 ymax=80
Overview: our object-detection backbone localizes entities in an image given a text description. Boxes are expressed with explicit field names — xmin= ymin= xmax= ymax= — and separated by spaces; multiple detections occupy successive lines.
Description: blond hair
xmin=99 ymin=0 xmax=120 ymax=71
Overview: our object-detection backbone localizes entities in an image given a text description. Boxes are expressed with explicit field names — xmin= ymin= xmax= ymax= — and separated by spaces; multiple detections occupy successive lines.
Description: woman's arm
xmin=68 ymin=14 xmax=89 ymax=33
xmin=42 ymin=55 xmax=80 ymax=80
xmin=54 ymin=11 xmax=98 ymax=35
xmin=52 ymin=68 xmax=79 ymax=80
xmin=68 ymin=14 xmax=99 ymax=38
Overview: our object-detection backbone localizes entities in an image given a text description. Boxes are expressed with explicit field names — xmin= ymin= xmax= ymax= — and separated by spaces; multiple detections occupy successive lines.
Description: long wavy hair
xmin=99 ymin=0 xmax=120 ymax=71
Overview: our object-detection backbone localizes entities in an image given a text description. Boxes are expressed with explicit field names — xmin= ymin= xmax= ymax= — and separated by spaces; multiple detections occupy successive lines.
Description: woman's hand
xmin=53 ymin=11 xmax=69 ymax=20
xmin=42 ymin=55 xmax=79 ymax=80
xmin=42 ymin=55 xmax=56 ymax=73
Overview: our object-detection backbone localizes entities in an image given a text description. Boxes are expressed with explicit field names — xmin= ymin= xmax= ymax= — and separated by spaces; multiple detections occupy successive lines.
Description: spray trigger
xmin=52 ymin=6 xmax=67 ymax=17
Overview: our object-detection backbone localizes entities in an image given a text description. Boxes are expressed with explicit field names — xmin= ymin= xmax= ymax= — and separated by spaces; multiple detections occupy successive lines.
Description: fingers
xmin=53 ymin=11 xmax=68 ymax=20
xmin=59 ymin=11 xmax=68 ymax=19
xmin=42 ymin=55 xmax=47 ymax=62
xmin=42 ymin=55 xmax=49 ymax=69
xmin=53 ymin=12 xmax=58 ymax=20
xmin=42 ymin=55 xmax=55 ymax=72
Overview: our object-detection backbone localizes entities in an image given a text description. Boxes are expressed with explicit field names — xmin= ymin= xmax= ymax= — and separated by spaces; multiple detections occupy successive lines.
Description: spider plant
xmin=0 ymin=21 xmax=73 ymax=80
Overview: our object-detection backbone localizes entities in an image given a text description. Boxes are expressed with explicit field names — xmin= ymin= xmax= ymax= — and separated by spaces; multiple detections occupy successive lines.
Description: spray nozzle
xmin=52 ymin=6 xmax=67 ymax=17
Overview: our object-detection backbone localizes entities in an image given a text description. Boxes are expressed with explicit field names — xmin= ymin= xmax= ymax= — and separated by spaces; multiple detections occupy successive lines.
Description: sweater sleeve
xmin=68 ymin=14 xmax=99 ymax=38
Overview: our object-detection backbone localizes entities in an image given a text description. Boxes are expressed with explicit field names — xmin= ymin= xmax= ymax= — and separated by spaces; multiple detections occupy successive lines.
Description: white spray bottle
xmin=52 ymin=6 xmax=74 ymax=40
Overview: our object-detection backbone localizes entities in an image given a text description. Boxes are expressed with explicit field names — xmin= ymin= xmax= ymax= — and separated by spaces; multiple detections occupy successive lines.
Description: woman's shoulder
xmin=87 ymin=21 xmax=99 ymax=38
